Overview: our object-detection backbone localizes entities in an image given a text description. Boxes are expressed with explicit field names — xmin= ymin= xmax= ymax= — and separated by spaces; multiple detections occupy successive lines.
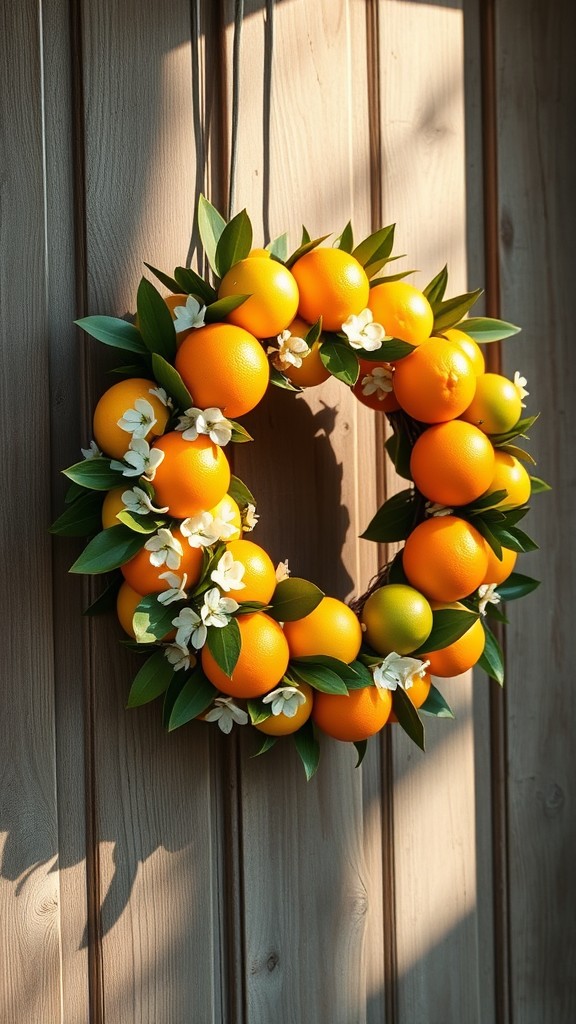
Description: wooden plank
xmin=0 ymin=3 xmax=63 ymax=1022
xmin=79 ymin=2 xmax=226 ymax=1020
xmin=496 ymin=2 xmax=576 ymax=1020
xmin=378 ymin=2 xmax=487 ymax=1019
xmin=222 ymin=1 xmax=385 ymax=1021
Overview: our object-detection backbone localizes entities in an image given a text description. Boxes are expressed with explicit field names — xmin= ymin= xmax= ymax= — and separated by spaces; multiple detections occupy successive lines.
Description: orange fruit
xmin=279 ymin=317 xmax=331 ymax=388
xmin=116 ymin=581 xmax=143 ymax=638
xmin=460 ymin=372 xmax=522 ymax=434
xmin=388 ymin=671 xmax=432 ymax=722
xmin=393 ymin=337 xmax=477 ymax=423
xmin=312 ymin=685 xmax=392 ymax=742
xmin=422 ymin=602 xmax=485 ymax=677
xmin=223 ymin=539 xmax=277 ymax=604
xmin=151 ymin=432 xmax=230 ymax=518
xmin=361 ymin=584 xmax=433 ymax=655
xmin=443 ymin=328 xmax=485 ymax=375
xmin=481 ymin=450 xmax=531 ymax=509
xmin=403 ymin=516 xmax=488 ymax=603
xmin=291 ymin=248 xmax=370 ymax=332
xmin=282 ymin=596 xmax=362 ymax=664
xmin=410 ymin=420 xmax=496 ymax=506
xmin=209 ymin=494 xmax=242 ymax=541
xmin=254 ymin=683 xmax=314 ymax=736
xmin=368 ymin=281 xmax=433 ymax=346
xmin=481 ymin=544 xmax=517 ymax=586
xmin=121 ymin=526 xmax=203 ymax=595
xmin=92 ymin=378 xmax=170 ymax=460
xmin=201 ymin=612 xmax=290 ymax=698
xmin=352 ymin=358 xmax=400 ymax=412
xmin=175 ymin=322 xmax=269 ymax=417
xmin=102 ymin=486 xmax=126 ymax=529
xmin=218 ymin=257 xmax=299 ymax=337
xmin=247 ymin=248 xmax=270 ymax=258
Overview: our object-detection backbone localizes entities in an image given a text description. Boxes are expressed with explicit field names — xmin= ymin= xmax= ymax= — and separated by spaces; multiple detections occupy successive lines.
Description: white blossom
xmin=341 ymin=308 xmax=386 ymax=352
xmin=148 ymin=386 xmax=172 ymax=408
xmin=242 ymin=503 xmax=259 ymax=533
xmin=360 ymin=365 xmax=393 ymax=399
xmin=262 ymin=685 xmax=306 ymax=718
xmin=200 ymin=587 xmax=239 ymax=628
xmin=180 ymin=511 xmax=221 ymax=549
xmin=204 ymin=697 xmax=249 ymax=734
xmin=117 ymin=398 xmax=157 ymax=439
xmin=210 ymin=551 xmax=246 ymax=592
xmin=212 ymin=504 xmax=240 ymax=541
xmin=110 ymin=438 xmax=165 ymax=481
xmin=81 ymin=440 xmax=102 ymax=460
xmin=157 ymin=572 xmax=188 ymax=606
xmin=267 ymin=329 xmax=310 ymax=371
xmin=372 ymin=652 xmax=430 ymax=692
xmin=173 ymin=295 xmax=206 ymax=333
xmin=513 ymin=371 xmax=529 ymax=406
xmin=164 ymin=642 xmax=192 ymax=673
xmin=121 ymin=485 xmax=168 ymax=516
xmin=176 ymin=406 xmax=233 ymax=446
xmin=275 ymin=560 xmax=290 ymax=582
xmin=425 ymin=501 xmax=454 ymax=518
xmin=144 ymin=528 xmax=183 ymax=570
xmin=172 ymin=606 xmax=207 ymax=649
xmin=478 ymin=583 xmax=501 ymax=617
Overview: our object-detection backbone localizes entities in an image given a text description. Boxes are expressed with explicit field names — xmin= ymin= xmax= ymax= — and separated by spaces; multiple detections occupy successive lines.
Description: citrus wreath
xmin=52 ymin=196 xmax=547 ymax=778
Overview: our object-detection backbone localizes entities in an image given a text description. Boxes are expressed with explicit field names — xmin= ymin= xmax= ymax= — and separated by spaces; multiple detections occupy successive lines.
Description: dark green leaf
xmin=266 ymin=233 xmax=289 ymax=261
xmin=173 ymin=266 xmax=217 ymax=304
xmin=496 ymin=571 xmax=540 ymax=602
xmin=151 ymin=353 xmax=193 ymax=411
xmin=359 ymin=337 xmax=415 ymax=361
xmin=162 ymin=670 xmax=191 ymax=727
xmin=305 ymin=318 xmax=323 ymax=347
xmin=215 ymin=209 xmax=253 ymax=277
xmin=285 ymin=235 xmax=330 ymax=269
xmin=292 ymin=655 xmax=369 ymax=685
xmin=370 ymin=269 xmax=416 ymax=284
xmin=133 ymin=594 xmax=176 ymax=643
xmin=65 ymin=481 xmax=88 ymax=503
xmin=466 ymin=489 xmax=509 ymax=512
xmin=117 ymin=510 xmax=166 ymax=534
xmin=127 ymin=650 xmax=175 ymax=707
xmin=419 ymin=683 xmax=455 ymax=718
xmin=293 ymin=720 xmax=320 ymax=780
xmin=234 ymin=601 xmax=270 ymax=614
xmin=247 ymin=699 xmax=272 ymax=725
xmin=197 ymin=194 xmax=227 ymax=276
xmin=69 ymin=525 xmax=146 ymax=574
xmin=228 ymin=474 xmax=256 ymax=510
xmin=204 ymin=294 xmax=249 ymax=323
xmin=269 ymin=577 xmax=324 ymax=622
xmin=168 ymin=667 xmax=218 ymax=730
xmin=467 ymin=515 xmax=502 ymax=559
xmin=50 ymin=490 xmax=103 ymax=536
xmin=63 ymin=458 xmax=123 ymax=491
xmin=75 ymin=315 xmax=147 ymax=355
xmin=108 ymin=362 xmax=150 ymax=378
xmin=335 ymin=221 xmax=354 ymax=253
xmin=423 ymin=265 xmax=448 ymax=308
xmin=136 ymin=278 xmax=177 ymax=361
xmin=252 ymin=735 xmax=278 ymax=756
xmin=83 ymin=575 xmax=122 ymax=615
xmin=392 ymin=686 xmax=425 ymax=750
xmin=269 ymin=366 xmax=301 ymax=391
xmin=352 ymin=224 xmax=395 ymax=273
xmin=206 ymin=618 xmax=242 ymax=677
xmin=353 ymin=740 xmax=368 ymax=767
xmin=530 ymin=476 xmax=552 ymax=495
xmin=388 ymin=552 xmax=409 ymax=584
xmin=456 ymin=316 xmax=521 ymax=343
xmin=319 ymin=337 xmax=359 ymax=385
xmin=289 ymin=663 xmax=349 ymax=695
xmin=413 ymin=608 xmax=478 ymax=655
xmin=497 ymin=444 xmax=537 ymax=466
xmin=384 ymin=432 xmax=413 ymax=481
xmin=143 ymin=263 xmax=183 ymax=294
xmin=361 ymin=488 xmax=415 ymax=543
xmin=300 ymin=226 xmax=311 ymax=246
xmin=432 ymin=289 xmax=483 ymax=333
xmin=478 ymin=623 xmax=504 ymax=685
xmin=490 ymin=525 xmax=538 ymax=553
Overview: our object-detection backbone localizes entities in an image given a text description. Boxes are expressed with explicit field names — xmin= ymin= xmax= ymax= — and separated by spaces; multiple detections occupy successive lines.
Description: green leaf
xmin=392 ymin=686 xmax=425 ymax=751
xmin=370 ymin=269 xmax=416 ymax=284
xmin=478 ymin=623 xmax=504 ymax=685
xmin=269 ymin=366 xmax=302 ymax=391
xmin=423 ymin=265 xmax=448 ymax=308
xmin=289 ymin=662 xmax=349 ymax=695
xmin=75 ymin=315 xmax=147 ymax=355
xmin=173 ymin=266 xmax=217 ymax=304
xmin=168 ymin=666 xmax=218 ymax=730
xmin=127 ymin=650 xmax=175 ymax=707
xmin=353 ymin=739 xmax=368 ymax=767
xmin=466 ymin=489 xmax=509 ymax=513
xmin=108 ymin=362 xmax=150 ymax=379
xmin=197 ymin=194 xmax=227 ymax=276
xmin=204 ymin=294 xmax=249 ymax=323
xmin=116 ymin=510 xmax=166 ymax=534
xmin=143 ymin=263 xmax=183 ymax=294
xmin=491 ymin=413 xmax=540 ymax=446
xmin=292 ymin=655 xmax=369 ymax=686
xmin=228 ymin=474 xmax=256 ymax=510
xmin=215 ymin=209 xmax=253 ymax=277
xmin=497 ymin=444 xmax=537 ymax=466
xmin=361 ymin=488 xmax=416 ymax=543
xmin=493 ymin=526 xmax=538 ymax=554
xmin=235 ymin=601 xmax=270 ymax=614
xmin=285 ymin=235 xmax=330 ymax=269
xmin=63 ymin=458 xmax=123 ymax=491
xmin=300 ymin=226 xmax=311 ymax=246
xmin=388 ymin=552 xmax=409 ymax=584
xmin=266 ymin=233 xmax=289 ymax=261
xmin=530 ymin=476 xmax=552 ymax=495
xmin=206 ymin=618 xmax=241 ymax=677
xmin=49 ymin=490 xmax=103 ymax=536
xmin=162 ymin=670 xmax=191 ymax=727
xmin=352 ymin=224 xmax=395 ymax=274
xmin=335 ymin=221 xmax=354 ymax=253
xmin=252 ymin=735 xmax=278 ymax=757
xmin=305 ymin=318 xmax=323 ymax=347
xmin=65 ymin=481 xmax=88 ymax=503
xmin=358 ymin=337 xmax=415 ymax=361
xmin=496 ymin=571 xmax=540 ymax=602
xmin=471 ymin=515 xmax=503 ymax=559
xmin=384 ymin=432 xmax=413 ymax=481
xmin=419 ymin=683 xmax=455 ymax=718
xmin=293 ymin=721 xmax=320 ymax=780
xmin=413 ymin=608 xmax=478 ymax=655
xmin=69 ymin=525 xmax=146 ymax=574
xmin=136 ymin=278 xmax=177 ymax=361
xmin=247 ymin=699 xmax=272 ymax=725
xmin=269 ymin=577 xmax=324 ymax=622
xmin=229 ymin=420 xmax=254 ymax=443
xmin=319 ymin=337 xmax=359 ymax=385
xmin=151 ymin=353 xmax=193 ymax=411
xmin=82 ymin=575 xmax=122 ymax=615
xmin=432 ymin=288 xmax=483 ymax=333
xmin=133 ymin=594 xmax=176 ymax=643
xmin=456 ymin=316 xmax=521 ymax=343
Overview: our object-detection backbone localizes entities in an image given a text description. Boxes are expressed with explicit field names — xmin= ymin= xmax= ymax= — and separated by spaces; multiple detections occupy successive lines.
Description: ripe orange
xmin=460 ymin=372 xmax=522 ymax=434
xmin=282 ymin=596 xmax=362 ymax=664
xmin=254 ymin=683 xmax=314 ymax=736
xmin=279 ymin=317 xmax=330 ymax=388
xmin=443 ymin=328 xmax=485 ymax=375
xmin=116 ymin=581 xmax=143 ymax=637
xmin=410 ymin=420 xmax=496 ymax=506
xmin=102 ymin=486 xmax=126 ymax=528
xmin=93 ymin=378 xmax=170 ymax=460
xmin=291 ymin=248 xmax=370 ymax=332
xmin=223 ymin=539 xmax=277 ymax=604
xmin=175 ymin=323 xmax=269 ymax=418
xmin=481 ymin=450 xmax=531 ymax=509
xmin=312 ymin=685 xmax=392 ymax=742
xmin=151 ymin=432 xmax=230 ymax=518
xmin=209 ymin=494 xmax=242 ymax=541
xmin=368 ymin=281 xmax=433 ymax=346
xmin=388 ymin=671 xmax=432 ymax=722
xmin=361 ymin=584 xmax=433 ymax=655
xmin=393 ymin=337 xmax=477 ymax=423
xmin=201 ymin=612 xmax=290 ymax=698
xmin=121 ymin=526 xmax=203 ymax=595
xmin=422 ymin=602 xmax=485 ymax=677
xmin=352 ymin=358 xmax=400 ymax=412
xmin=403 ymin=516 xmax=488 ymax=603
xmin=481 ymin=544 xmax=517 ymax=585
xmin=218 ymin=257 xmax=299 ymax=337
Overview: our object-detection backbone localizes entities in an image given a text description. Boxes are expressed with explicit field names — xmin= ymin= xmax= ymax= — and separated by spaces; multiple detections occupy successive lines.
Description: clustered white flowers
xmin=176 ymin=407 xmax=233 ymax=447
xmin=341 ymin=308 xmax=387 ymax=352
xmin=268 ymin=328 xmax=310 ymax=371
xmin=371 ymin=652 xmax=430 ymax=692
